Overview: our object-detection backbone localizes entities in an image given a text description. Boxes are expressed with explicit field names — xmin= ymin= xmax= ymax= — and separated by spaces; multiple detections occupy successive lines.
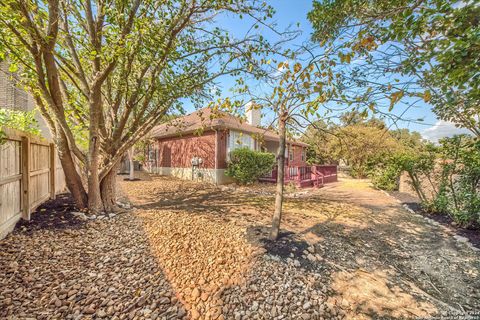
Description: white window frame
xmin=227 ymin=130 xmax=255 ymax=159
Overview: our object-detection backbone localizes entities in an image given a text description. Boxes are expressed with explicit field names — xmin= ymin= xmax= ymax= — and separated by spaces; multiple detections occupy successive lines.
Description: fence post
xmin=21 ymin=136 xmax=30 ymax=221
xmin=49 ymin=143 xmax=56 ymax=199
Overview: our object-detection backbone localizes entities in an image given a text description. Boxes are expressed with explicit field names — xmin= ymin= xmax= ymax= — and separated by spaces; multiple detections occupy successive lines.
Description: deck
xmin=259 ymin=165 xmax=338 ymax=188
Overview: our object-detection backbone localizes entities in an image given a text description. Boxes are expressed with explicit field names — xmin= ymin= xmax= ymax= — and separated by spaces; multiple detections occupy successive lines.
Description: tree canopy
xmin=0 ymin=0 xmax=287 ymax=211
xmin=302 ymin=112 xmax=418 ymax=177
xmin=308 ymin=0 xmax=480 ymax=137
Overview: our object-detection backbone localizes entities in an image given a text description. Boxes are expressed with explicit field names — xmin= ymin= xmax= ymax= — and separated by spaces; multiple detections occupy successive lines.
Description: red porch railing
xmin=259 ymin=165 xmax=337 ymax=188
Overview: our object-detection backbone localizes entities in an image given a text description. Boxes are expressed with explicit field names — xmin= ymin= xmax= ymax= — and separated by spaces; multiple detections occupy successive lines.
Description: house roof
xmin=150 ymin=107 xmax=308 ymax=147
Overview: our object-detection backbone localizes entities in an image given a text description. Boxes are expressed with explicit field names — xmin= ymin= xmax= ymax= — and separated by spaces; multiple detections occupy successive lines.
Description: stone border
xmin=379 ymin=189 xmax=480 ymax=253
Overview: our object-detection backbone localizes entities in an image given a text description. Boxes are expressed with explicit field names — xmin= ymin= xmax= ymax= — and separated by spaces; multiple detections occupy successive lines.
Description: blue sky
xmin=182 ymin=1 xmax=469 ymax=141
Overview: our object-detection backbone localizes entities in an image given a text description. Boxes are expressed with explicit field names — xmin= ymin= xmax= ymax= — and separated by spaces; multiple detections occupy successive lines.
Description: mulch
xmin=14 ymin=194 xmax=87 ymax=233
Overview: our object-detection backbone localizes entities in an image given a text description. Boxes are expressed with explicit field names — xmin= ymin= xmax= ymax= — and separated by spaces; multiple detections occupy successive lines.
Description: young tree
xmin=0 ymin=0 xmax=286 ymax=212
xmin=240 ymin=60 xmax=346 ymax=240
xmin=241 ymin=49 xmax=413 ymax=239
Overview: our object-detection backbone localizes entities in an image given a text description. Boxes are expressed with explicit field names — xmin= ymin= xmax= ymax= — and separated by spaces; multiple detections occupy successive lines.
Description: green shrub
xmin=370 ymin=163 xmax=401 ymax=191
xmin=430 ymin=136 xmax=480 ymax=227
xmin=368 ymin=134 xmax=479 ymax=228
xmin=225 ymin=148 xmax=275 ymax=184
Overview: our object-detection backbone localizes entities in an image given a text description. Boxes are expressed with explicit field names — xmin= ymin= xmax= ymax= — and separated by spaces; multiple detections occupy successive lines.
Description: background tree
xmin=0 ymin=0 xmax=288 ymax=212
xmin=302 ymin=112 xmax=419 ymax=178
xmin=308 ymin=0 xmax=480 ymax=137
xmin=333 ymin=122 xmax=400 ymax=177
xmin=0 ymin=108 xmax=40 ymax=137
xmin=301 ymin=119 xmax=337 ymax=165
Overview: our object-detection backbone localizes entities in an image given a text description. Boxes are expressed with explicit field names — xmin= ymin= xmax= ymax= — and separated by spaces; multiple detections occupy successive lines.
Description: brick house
xmin=146 ymin=106 xmax=309 ymax=184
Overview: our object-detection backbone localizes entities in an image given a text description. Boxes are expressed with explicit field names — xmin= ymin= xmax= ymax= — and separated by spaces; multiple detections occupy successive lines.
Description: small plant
xmin=225 ymin=148 xmax=275 ymax=184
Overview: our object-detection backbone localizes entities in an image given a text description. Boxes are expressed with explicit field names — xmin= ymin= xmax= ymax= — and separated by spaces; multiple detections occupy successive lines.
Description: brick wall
xmin=288 ymin=144 xmax=307 ymax=167
xmin=216 ymin=130 xmax=228 ymax=169
xmin=156 ymin=131 xmax=217 ymax=169
xmin=0 ymin=61 xmax=29 ymax=111
xmin=152 ymin=130 xmax=307 ymax=171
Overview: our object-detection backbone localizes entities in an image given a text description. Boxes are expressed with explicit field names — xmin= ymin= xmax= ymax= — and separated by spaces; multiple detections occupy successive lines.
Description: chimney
xmin=245 ymin=101 xmax=261 ymax=127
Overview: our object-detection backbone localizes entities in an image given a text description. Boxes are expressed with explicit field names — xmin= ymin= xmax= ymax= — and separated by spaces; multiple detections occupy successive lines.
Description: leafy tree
xmin=301 ymin=120 xmax=338 ymax=165
xmin=0 ymin=108 xmax=40 ymax=137
xmin=308 ymin=0 xmax=480 ymax=137
xmin=236 ymin=57 xmax=409 ymax=238
xmin=332 ymin=123 xmax=401 ymax=178
xmin=339 ymin=110 xmax=385 ymax=129
xmin=390 ymin=129 xmax=424 ymax=150
xmin=303 ymin=113 xmax=406 ymax=177
xmin=0 ymin=0 xmax=282 ymax=212
xmin=233 ymin=60 xmax=350 ymax=240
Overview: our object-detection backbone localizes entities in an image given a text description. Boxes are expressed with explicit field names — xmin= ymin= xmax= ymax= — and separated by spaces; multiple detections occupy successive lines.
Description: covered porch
xmin=259 ymin=165 xmax=338 ymax=188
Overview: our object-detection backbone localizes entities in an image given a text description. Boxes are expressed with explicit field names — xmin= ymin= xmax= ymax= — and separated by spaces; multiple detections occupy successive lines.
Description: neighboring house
xmin=0 ymin=61 xmax=51 ymax=138
xmin=146 ymin=106 xmax=309 ymax=184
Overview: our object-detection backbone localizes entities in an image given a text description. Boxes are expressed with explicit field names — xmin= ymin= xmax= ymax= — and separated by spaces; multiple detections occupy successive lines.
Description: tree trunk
xmin=270 ymin=113 xmax=287 ymax=240
xmin=100 ymin=160 xmax=121 ymax=213
xmin=87 ymin=87 xmax=103 ymax=212
xmin=409 ymin=171 xmax=427 ymax=203
xmin=56 ymin=131 xmax=88 ymax=209
xmin=128 ymin=146 xmax=135 ymax=181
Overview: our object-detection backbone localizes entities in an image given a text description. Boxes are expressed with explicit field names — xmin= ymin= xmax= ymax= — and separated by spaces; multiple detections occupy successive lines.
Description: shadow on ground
xmin=118 ymin=173 xmax=480 ymax=319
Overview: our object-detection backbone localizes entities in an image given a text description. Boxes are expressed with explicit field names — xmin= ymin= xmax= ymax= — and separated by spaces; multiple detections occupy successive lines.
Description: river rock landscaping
xmin=1 ymin=173 xmax=479 ymax=319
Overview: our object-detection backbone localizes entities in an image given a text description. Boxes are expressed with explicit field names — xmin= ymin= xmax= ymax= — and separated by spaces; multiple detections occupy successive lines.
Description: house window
xmin=289 ymin=147 xmax=294 ymax=162
xmin=228 ymin=130 xmax=254 ymax=153
xmin=301 ymin=148 xmax=305 ymax=161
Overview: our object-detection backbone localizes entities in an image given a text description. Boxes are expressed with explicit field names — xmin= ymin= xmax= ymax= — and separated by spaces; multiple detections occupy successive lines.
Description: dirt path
xmin=1 ymin=173 xmax=478 ymax=320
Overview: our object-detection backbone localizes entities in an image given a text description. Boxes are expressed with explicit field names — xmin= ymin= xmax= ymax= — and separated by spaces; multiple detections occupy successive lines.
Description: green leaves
xmin=225 ymin=147 xmax=275 ymax=184
xmin=308 ymin=0 xmax=480 ymax=137
xmin=8 ymin=63 xmax=18 ymax=73
xmin=0 ymin=108 xmax=40 ymax=136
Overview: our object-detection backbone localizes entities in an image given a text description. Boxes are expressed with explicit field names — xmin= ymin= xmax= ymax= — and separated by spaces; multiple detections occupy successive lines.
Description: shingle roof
xmin=150 ymin=107 xmax=308 ymax=147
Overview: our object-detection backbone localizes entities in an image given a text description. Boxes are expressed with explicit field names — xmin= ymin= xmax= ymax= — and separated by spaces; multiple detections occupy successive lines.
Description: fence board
xmin=0 ymin=138 xmax=22 ymax=239
xmin=0 ymin=128 xmax=69 ymax=239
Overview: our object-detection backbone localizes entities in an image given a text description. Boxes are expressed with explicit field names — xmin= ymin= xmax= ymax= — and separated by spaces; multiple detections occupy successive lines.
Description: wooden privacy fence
xmin=0 ymin=128 xmax=66 ymax=239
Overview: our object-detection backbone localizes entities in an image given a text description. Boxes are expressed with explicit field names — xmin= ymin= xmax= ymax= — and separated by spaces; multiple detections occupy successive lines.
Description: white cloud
xmin=422 ymin=120 xmax=471 ymax=143
xmin=272 ymin=60 xmax=288 ymax=77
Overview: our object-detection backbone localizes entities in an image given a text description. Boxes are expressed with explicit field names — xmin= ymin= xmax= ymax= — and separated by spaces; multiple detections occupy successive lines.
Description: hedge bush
xmin=225 ymin=148 xmax=275 ymax=184
xmin=370 ymin=136 xmax=480 ymax=228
